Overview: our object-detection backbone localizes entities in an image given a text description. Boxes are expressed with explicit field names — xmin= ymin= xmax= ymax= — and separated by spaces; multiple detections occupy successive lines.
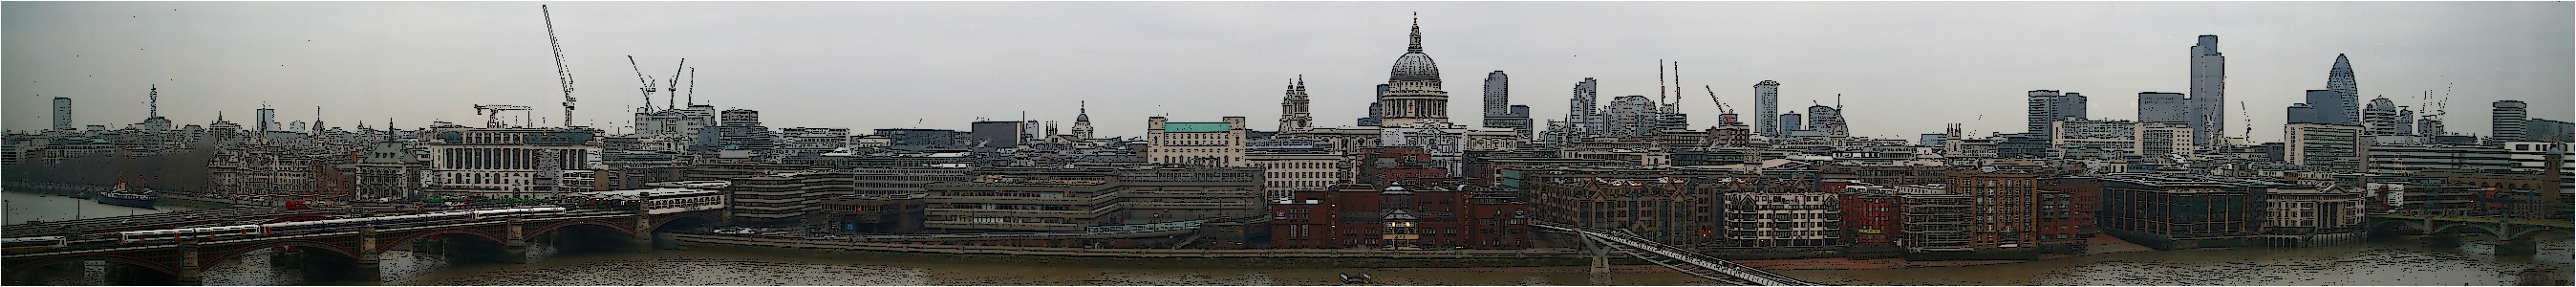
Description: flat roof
xmin=569 ymin=188 xmax=721 ymax=200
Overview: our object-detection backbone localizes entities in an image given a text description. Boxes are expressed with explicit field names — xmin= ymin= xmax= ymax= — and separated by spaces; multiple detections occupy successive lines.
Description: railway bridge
xmin=2368 ymin=213 xmax=2570 ymax=255
xmin=1 ymin=209 xmax=726 ymax=285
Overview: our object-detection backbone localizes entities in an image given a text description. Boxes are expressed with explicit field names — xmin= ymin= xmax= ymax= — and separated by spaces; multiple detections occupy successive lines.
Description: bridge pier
xmin=1584 ymin=237 xmax=1611 ymax=286
xmin=504 ymin=218 xmax=531 ymax=264
xmin=2425 ymin=232 xmax=2461 ymax=248
xmin=2498 ymin=237 xmax=2538 ymax=255
xmin=632 ymin=214 xmax=658 ymax=253
xmin=351 ymin=228 xmax=383 ymax=285
xmin=178 ymin=240 xmax=203 ymax=286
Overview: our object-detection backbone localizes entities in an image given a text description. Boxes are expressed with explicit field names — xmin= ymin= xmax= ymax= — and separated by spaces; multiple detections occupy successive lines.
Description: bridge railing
xmin=1528 ymin=221 xmax=1816 ymax=286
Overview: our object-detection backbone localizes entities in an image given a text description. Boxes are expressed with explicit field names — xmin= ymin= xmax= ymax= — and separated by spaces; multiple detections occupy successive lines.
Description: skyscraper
xmin=2362 ymin=97 xmax=2405 ymax=136
xmin=1567 ymin=77 xmax=1599 ymax=136
xmin=2494 ymin=100 xmax=2528 ymax=143
xmin=2287 ymin=90 xmax=2352 ymax=125
xmin=2327 ymin=55 xmax=2359 ymax=129
xmin=2026 ymin=90 xmax=2087 ymax=139
xmin=256 ymin=106 xmax=277 ymax=133
xmin=2137 ymin=92 xmax=2189 ymax=123
xmin=1376 ymin=13 xmax=1451 ymax=127
xmin=1754 ymin=80 xmax=1781 ymax=138
xmin=1359 ymin=84 xmax=1387 ymax=126
xmin=1605 ymin=95 xmax=1656 ymax=136
xmin=1483 ymin=71 xmax=1510 ymax=119
xmin=2190 ymin=35 xmax=2227 ymax=147
xmin=52 ymin=97 xmax=71 ymax=131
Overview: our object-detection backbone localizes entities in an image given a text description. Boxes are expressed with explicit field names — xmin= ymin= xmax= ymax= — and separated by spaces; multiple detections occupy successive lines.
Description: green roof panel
xmin=1163 ymin=122 xmax=1233 ymax=133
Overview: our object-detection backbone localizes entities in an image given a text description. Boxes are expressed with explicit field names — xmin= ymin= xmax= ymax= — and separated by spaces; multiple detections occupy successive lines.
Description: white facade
xmin=1147 ymin=117 xmax=1248 ymax=167
xmin=53 ymin=98 xmax=72 ymax=131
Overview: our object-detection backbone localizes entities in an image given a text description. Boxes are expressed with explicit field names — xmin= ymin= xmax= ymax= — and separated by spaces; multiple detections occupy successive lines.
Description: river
xmin=6 ymin=190 xmax=2568 ymax=285
xmin=4 ymin=190 xmax=204 ymax=225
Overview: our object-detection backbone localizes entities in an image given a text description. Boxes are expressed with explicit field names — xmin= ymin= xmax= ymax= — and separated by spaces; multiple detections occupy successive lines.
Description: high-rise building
xmin=2284 ymin=122 xmax=2363 ymax=171
xmin=2327 ymin=55 xmax=2359 ymax=129
xmin=2137 ymin=92 xmax=2190 ymax=123
xmin=1280 ymin=77 xmax=1312 ymax=132
xmin=2362 ymin=97 xmax=2408 ymax=136
xmin=1605 ymin=96 xmax=1657 ymax=136
xmin=2026 ymin=90 xmax=2088 ymax=138
xmin=2190 ymin=35 xmax=2228 ymax=148
xmin=52 ymin=97 xmax=72 ymax=131
xmin=2136 ymin=121 xmax=2196 ymax=158
xmin=1566 ymin=78 xmax=1600 ymax=137
xmin=2526 ymin=120 xmax=2573 ymax=143
xmin=1479 ymin=71 xmax=1532 ymax=138
xmin=1377 ymin=13 xmax=1451 ymax=127
xmin=256 ymin=106 xmax=277 ymax=133
xmin=2288 ymin=90 xmax=2354 ymax=125
xmin=2494 ymin=100 xmax=2528 ymax=143
xmin=1754 ymin=80 xmax=1782 ymax=138
xmin=1359 ymin=84 xmax=1387 ymax=126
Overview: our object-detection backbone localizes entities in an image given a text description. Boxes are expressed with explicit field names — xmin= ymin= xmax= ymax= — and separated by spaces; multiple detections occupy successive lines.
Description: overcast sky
xmin=7 ymin=2 xmax=2569 ymax=143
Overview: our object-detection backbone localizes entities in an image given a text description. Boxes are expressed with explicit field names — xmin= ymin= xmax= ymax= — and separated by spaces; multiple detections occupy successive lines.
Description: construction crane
xmin=686 ymin=67 xmax=698 ymax=106
xmin=474 ymin=104 xmax=534 ymax=128
xmin=1702 ymin=85 xmax=1732 ymax=114
xmin=543 ymin=5 xmax=578 ymax=127
xmin=2240 ymin=101 xmax=2252 ymax=144
xmin=628 ymin=55 xmax=656 ymax=111
xmin=666 ymin=58 xmax=685 ymax=109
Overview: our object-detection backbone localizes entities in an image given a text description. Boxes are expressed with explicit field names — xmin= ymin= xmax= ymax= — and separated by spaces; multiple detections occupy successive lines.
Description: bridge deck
xmin=1532 ymin=222 xmax=1817 ymax=286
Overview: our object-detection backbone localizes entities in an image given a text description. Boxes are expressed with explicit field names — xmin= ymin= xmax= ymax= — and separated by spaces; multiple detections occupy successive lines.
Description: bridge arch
xmin=650 ymin=213 xmax=719 ymax=232
xmin=200 ymin=239 xmax=363 ymax=272
xmin=6 ymin=254 xmax=182 ymax=282
xmin=381 ymin=228 xmax=509 ymax=253
xmin=527 ymin=220 xmax=637 ymax=238
xmin=2426 ymin=223 xmax=2502 ymax=237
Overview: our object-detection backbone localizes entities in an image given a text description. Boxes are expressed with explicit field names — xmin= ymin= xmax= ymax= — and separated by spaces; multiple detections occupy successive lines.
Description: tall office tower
xmin=1605 ymin=96 xmax=1657 ymax=136
xmin=1376 ymin=13 xmax=1452 ymax=127
xmin=52 ymin=97 xmax=72 ymax=131
xmin=1484 ymin=71 xmax=1510 ymax=119
xmin=1808 ymin=104 xmax=1845 ymax=138
xmin=1754 ymin=80 xmax=1781 ymax=138
xmin=256 ymin=106 xmax=278 ymax=133
xmin=1280 ymin=77 xmax=1311 ymax=132
xmin=2137 ymin=92 xmax=2190 ymax=123
xmin=2026 ymin=90 xmax=2088 ymax=139
xmin=2326 ymin=55 xmax=2359 ymax=129
xmin=1567 ymin=77 xmax=1600 ymax=136
xmin=2493 ymin=100 xmax=2528 ymax=143
xmin=2394 ymin=108 xmax=2415 ymax=137
xmin=2362 ymin=97 xmax=2405 ymax=136
xmin=2288 ymin=90 xmax=2353 ymax=125
xmin=2190 ymin=34 xmax=2228 ymax=147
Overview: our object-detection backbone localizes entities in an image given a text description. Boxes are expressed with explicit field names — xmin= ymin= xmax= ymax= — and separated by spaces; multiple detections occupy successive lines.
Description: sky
xmin=6 ymin=2 xmax=2569 ymax=143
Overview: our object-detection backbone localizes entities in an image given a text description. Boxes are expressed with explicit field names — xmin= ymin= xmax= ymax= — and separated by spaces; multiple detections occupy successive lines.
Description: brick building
xmin=1266 ymin=185 xmax=1531 ymax=250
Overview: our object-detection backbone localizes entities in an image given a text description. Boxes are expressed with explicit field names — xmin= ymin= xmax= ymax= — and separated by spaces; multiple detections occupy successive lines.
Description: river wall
xmin=668 ymin=232 xmax=1632 ymax=269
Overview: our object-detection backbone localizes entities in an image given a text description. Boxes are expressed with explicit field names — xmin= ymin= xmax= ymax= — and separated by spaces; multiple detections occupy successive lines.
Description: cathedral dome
xmin=1386 ymin=13 xmax=1441 ymax=83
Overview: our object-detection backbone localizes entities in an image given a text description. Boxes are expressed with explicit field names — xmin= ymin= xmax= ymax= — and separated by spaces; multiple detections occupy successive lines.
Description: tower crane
xmin=667 ymin=58 xmax=685 ymax=109
xmin=628 ymin=55 xmax=656 ymax=112
xmin=1702 ymin=85 xmax=1732 ymax=116
xmin=543 ymin=5 xmax=577 ymax=127
xmin=2240 ymin=101 xmax=2252 ymax=144
xmin=474 ymin=104 xmax=534 ymax=128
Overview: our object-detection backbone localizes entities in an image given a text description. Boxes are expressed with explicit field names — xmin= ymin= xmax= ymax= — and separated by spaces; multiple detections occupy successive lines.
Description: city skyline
xmin=6 ymin=2 xmax=2569 ymax=143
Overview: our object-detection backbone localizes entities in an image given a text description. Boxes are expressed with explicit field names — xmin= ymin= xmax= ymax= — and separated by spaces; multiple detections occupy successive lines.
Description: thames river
xmin=6 ymin=190 xmax=2567 ymax=285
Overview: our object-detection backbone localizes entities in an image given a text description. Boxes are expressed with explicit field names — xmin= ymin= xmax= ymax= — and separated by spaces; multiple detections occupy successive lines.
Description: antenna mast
xmin=544 ymin=5 xmax=578 ymax=127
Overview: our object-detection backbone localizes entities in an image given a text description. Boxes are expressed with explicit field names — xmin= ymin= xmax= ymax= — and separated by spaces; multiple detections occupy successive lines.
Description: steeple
xmin=1407 ymin=12 xmax=1423 ymax=52
xmin=148 ymin=84 xmax=159 ymax=118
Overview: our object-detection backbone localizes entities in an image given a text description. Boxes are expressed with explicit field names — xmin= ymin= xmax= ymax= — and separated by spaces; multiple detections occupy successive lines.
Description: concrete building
xmin=2137 ymin=92 xmax=2191 ymax=124
xmin=53 ymin=97 xmax=73 ymax=131
xmin=2366 ymin=144 xmax=2521 ymax=174
xmin=2289 ymin=90 xmax=2355 ymax=125
xmin=2494 ymin=100 xmax=2528 ymax=144
xmin=778 ymin=127 xmax=850 ymax=156
xmin=1566 ymin=78 xmax=1603 ymax=138
xmin=1480 ymin=71 xmax=1534 ymax=139
xmin=2190 ymin=35 xmax=2228 ymax=148
xmin=2050 ymin=119 xmax=2136 ymax=158
xmin=1896 ymin=184 xmax=1973 ymax=255
xmin=1755 ymin=80 xmax=1781 ymax=138
xmin=730 ymin=171 xmax=854 ymax=227
xmin=2026 ymin=90 xmax=2087 ymax=139
xmin=922 ymin=167 xmax=1266 ymax=232
xmin=2137 ymin=121 xmax=2197 ymax=158
xmin=423 ymin=127 xmax=600 ymax=199
xmin=2526 ymin=119 xmax=2573 ymax=143
xmin=872 ymin=128 xmax=967 ymax=151
xmin=2257 ymin=184 xmax=2368 ymax=247
xmin=969 ymin=121 xmax=1026 ymax=149
xmin=2362 ymin=97 xmax=2410 ymax=136
xmin=1246 ymin=150 xmax=1340 ymax=200
xmin=256 ymin=106 xmax=277 ymax=134
xmin=2101 ymin=175 xmax=2260 ymax=250
xmin=2285 ymin=123 xmax=2364 ymax=172
xmin=1605 ymin=96 xmax=1658 ymax=136
xmin=1146 ymin=117 xmax=1248 ymax=167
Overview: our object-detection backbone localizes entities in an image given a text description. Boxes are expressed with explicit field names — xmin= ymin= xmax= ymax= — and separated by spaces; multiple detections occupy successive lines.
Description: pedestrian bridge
xmin=1529 ymin=221 xmax=1817 ymax=286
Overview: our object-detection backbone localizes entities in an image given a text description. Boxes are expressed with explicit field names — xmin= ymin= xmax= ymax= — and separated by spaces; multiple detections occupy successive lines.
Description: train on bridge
xmin=103 ymin=208 xmax=567 ymax=244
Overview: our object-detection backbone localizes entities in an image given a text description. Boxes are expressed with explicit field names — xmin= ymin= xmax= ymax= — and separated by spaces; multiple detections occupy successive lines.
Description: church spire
xmin=1407 ymin=12 xmax=1423 ymax=52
